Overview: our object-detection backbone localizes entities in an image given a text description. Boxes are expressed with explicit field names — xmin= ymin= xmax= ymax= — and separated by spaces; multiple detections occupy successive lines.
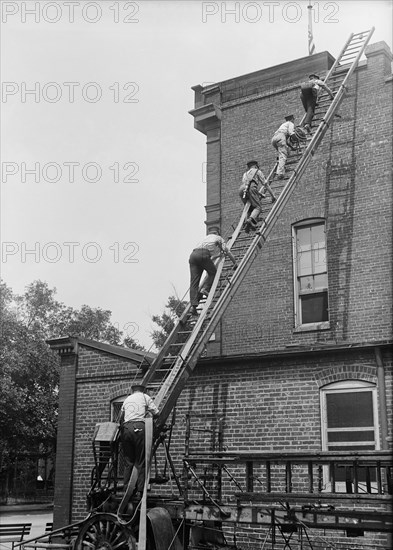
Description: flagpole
xmin=308 ymin=2 xmax=316 ymax=55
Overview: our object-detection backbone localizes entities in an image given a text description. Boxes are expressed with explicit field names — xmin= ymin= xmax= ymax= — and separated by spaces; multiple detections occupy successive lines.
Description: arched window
xmin=292 ymin=219 xmax=329 ymax=330
xmin=320 ymin=380 xmax=379 ymax=492
xmin=111 ymin=396 xmax=127 ymax=478
xmin=111 ymin=396 xmax=127 ymax=423
xmin=320 ymin=380 xmax=378 ymax=452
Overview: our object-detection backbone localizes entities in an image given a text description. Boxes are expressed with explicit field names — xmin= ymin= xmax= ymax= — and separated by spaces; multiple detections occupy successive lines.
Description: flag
xmin=308 ymin=3 xmax=316 ymax=55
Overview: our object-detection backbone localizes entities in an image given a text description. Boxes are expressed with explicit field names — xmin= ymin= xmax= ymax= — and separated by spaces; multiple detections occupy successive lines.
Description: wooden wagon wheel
xmin=74 ymin=513 xmax=136 ymax=550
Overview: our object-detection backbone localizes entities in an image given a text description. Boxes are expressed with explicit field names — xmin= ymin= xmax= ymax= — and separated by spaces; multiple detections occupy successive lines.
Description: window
xmin=320 ymin=381 xmax=379 ymax=491
xmin=111 ymin=396 xmax=126 ymax=478
xmin=292 ymin=220 xmax=329 ymax=329
xmin=111 ymin=396 xmax=125 ymax=423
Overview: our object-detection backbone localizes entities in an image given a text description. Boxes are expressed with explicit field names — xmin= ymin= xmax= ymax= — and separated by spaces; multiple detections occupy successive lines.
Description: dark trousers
xmin=239 ymin=181 xmax=262 ymax=220
xmin=121 ymin=421 xmax=146 ymax=492
xmin=189 ymin=248 xmax=216 ymax=306
xmin=300 ymin=88 xmax=318 ymax=126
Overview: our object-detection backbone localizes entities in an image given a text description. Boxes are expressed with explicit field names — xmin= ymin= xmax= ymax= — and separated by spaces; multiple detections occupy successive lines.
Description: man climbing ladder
xmin=239 ymin=160 xmax=276 ymax=232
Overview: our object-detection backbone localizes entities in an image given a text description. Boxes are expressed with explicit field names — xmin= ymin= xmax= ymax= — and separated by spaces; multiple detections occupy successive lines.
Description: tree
xmin=150 ymin=295 xmax=188 ymax=350
xmin=123 ymin=335 xmax=146 ymax=351
xmin=0 ymin=279 xmax=145 ymax=500
xmin=0 ymin=281 xmax=60 ymax=499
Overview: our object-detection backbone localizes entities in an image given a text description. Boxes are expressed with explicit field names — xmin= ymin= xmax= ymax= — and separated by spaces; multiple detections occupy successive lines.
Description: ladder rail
xmin=152 ymin=171 xmax=279 ymax=410
xmin=299 ymin=28 xmax=374 ymax=128
xmin=153 ymin=78 xmax=344 ymax=423
xmin=141 ymin=211 xmax=248 ymax=391
xmin=142 ymin=201 xmax=256 ymax=390
xmin=153 ymin=255 xmax=226 ymax=406
xmin=326 ymin=28 xmax=374 ymax=82
xmin=324 ymin=32 xmax=355 ymax=81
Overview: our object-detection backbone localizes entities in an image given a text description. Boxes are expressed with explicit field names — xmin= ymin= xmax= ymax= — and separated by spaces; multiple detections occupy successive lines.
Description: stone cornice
xmin=365 ymin=41 xmax=393 ymax=60
xmin=189 ymin=103 xmax=222 ymax=135
xmin=46 ymin=336 xmax=78 ymax=356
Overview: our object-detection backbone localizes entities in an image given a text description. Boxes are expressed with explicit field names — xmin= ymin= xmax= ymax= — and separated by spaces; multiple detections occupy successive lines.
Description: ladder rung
xmin=349 ymin=36 xmax=367 ymax=43
xmin=340 ymin=53 xmax=358 ymax=59
xmin=340 ymin=55 xmax=357 ymax=62
xmin=329 ymin=75 xmax=347 ymax=80
xmin=344 ymin=44 xmax=363 ymax=52
xmin=341 ymin=50 xmax=361 ymax=59
xmin=351 ymin=30 xmax=371 ymax=38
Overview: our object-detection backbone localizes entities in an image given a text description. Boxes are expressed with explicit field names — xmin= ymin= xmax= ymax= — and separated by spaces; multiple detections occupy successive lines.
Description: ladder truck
xmin=19 ymin=28 xmax=392 ymax=550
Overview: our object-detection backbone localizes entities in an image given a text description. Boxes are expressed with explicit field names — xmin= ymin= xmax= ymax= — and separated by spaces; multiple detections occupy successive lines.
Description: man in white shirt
xmin=120 ymin=384 xmax=159 ymax=499
xmin=189 ymin=228 xmax=237 ymax=315
xmin=300 ymin=73 xmax=334 ymax=133
xmin=272 ymin=115 xmax=296 ymax=179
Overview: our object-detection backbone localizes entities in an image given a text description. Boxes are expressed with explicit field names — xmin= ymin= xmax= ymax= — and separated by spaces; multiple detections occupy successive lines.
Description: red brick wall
xmin=162 ymin=348 xmax=391 ymax=464
xmin=55 ymin=339 xmax=391 ymax=550
xmin=53 ymin=353 xmax=77 ymax=529
xmin=54 ymin=344 xmax=140 ymax=524
xmin=201 ymin=42 xmax=393 ymax=356
xmin=53 ymin=44 xmax=392 ymax=549
xmin=61 ymin=344 xmax=391 ymax=525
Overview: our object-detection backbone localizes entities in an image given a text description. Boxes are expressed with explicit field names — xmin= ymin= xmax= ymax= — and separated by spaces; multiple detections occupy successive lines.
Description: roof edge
xmin=46 ymin=335 xmax=155 ymax=362
xmin=199 ymin=340 xmax=392 ymax=366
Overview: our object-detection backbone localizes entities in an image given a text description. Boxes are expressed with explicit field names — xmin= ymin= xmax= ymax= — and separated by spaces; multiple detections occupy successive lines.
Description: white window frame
xmin=111 ymin=395 xmax=127 ymax=422
xmin=320 ymin=380 xmax=379 ymax=492
xmin=292 ymin=219 xmax=330 ymax=331
xmin=111 ymin=396 xmax=127 ymax=478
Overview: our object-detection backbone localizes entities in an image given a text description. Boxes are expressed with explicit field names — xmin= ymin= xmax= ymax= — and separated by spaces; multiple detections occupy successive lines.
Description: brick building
xmin=49 ymin=40 xmax=392 ymax=548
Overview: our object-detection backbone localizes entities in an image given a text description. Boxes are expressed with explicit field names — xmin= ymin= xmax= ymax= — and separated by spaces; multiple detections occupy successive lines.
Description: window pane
xmin=313 ymin=246 xmax=326 ymax=274
xmin=296 ymin=226 xmax=311 ymax=249
xmin=326 ymin=392 xmax=374 ymax=428
xmin=330 ymin=462 xmax=376 ymax=482
xmin=314 ymin=273 xmax=327 ymax=290
xmin=112 ymin=402 xmax=122 ymax=421
xmin=328 ymin=430 xmax=375 ymax=442
xmin=298 ymin=250 xmax=312 ymax=275
xmin=112 ymin=400 xmax=125 ymax=478
xmin=300 ymin=276 xmax=314 ymax=292
xmin=295 ymin=222 xmax=329 ymax=326
xmin=311 ymin=224 xmax=325 ymax=245
xmin=301 ymin=292 xmax=328 ymax=323
xmin=328 ymin=445 xmax=375 ymax=452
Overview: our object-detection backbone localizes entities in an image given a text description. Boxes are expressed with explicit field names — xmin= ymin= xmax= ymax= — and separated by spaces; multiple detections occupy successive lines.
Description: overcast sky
xmin=1 ymin=0 xmax=392 ymax=349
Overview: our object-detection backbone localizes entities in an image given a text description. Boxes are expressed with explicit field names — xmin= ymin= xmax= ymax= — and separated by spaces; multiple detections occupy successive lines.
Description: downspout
xmin=374 ymin=347 xmax=388 ymax=450
xmin=374 ymin=347 xmax=392 ymax=550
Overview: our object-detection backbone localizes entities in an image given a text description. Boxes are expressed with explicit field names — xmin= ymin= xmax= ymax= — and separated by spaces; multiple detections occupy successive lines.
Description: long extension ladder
xmin=143 ymin=27 xmax=374 ymax=433
xmin=135 ymin=28 xmax=375 ymax=550
xmin=140 ymin=28 xmax=375 ymax=434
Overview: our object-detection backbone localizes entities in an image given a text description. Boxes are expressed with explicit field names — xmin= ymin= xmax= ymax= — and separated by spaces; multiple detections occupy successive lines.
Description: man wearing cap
xmin=239 ymin=160 xmax=276 ymax=232
xmin=120 ymin=384 xmax=159 ymax=499
xmin=271 ymin=115 xmax=297 ymax=179
xmin=300 ymin=73 xmax=334 ymax=133
xmin=189 ymin=227 xmax=237 ymax=316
